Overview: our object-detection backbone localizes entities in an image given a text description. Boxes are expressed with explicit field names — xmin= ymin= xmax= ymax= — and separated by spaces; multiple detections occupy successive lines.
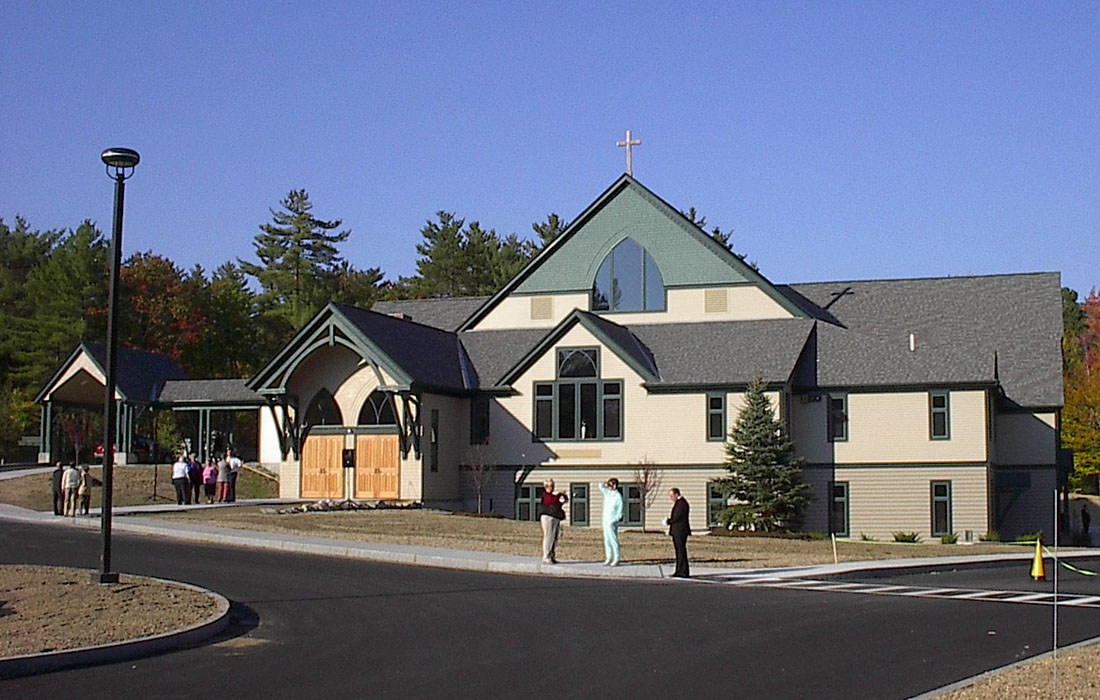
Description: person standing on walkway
xmin=202 ymin=459 xmax=218 ymax=504
xmin=171 ymin=455 xmax=190 ymax=505
xmin=50 ymin=462 xmax=64 ymax=516
xmin=78 ymin=465 xmax=91 ymax=516
xmin=538 ymin=480 xmax=568 ymax=564
xmin=62 ymin=463 xmax=80 ymax=517
xmin=666 ymin=487 xmax=691 ymax=578
xmin=187 ymin=454 xmax=203 ymax=505
xmin=226 ymin=450 xmax=242 ymax=503
xmin=599 ymin=478 xmax=623 ymax=566
xmin=216 ymin=455 xmax=230 ymax=503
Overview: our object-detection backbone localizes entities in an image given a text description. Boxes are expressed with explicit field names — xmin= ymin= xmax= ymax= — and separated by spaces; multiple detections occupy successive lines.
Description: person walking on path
xmin=171 ymin=455 xmax=190 ymax=505
xmin=538 ymin=480 xmax=568 ymax=564
xmin=202 ymin=460 xmax=218 ymax=504
xmin=226 ymin=450 xmax=242 ymax=503
xmin=599 ymin=478 xmax=624 ymax=566
xmin=666 ymin=487 xmax=692 ymax=578
xmin=62 ymin=463 xmax=80 ymax=517
xmin=78 ymin=465 xmax=91 ymax=516
xmin=1083 ymin=505 xmax=1092 ymax=544
xmin=187 ymin=455 xmax=203 ymax=505
xmin=216 ymin=455 xmax=230 ymax=503
xmin=50 ymin=462 xmax=64 ymax=516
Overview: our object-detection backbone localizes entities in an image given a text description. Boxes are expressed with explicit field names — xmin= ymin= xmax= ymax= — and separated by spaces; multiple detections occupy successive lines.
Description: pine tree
xmin=716 ymin=375 xmax=810 ymax=532
xmin=239 ymin=189 xmax=350 ymax=329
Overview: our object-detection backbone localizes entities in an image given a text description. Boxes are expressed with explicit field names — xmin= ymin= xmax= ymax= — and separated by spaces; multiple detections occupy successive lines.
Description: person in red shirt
xmin=539 ymin=480 xmax=568 ymax=564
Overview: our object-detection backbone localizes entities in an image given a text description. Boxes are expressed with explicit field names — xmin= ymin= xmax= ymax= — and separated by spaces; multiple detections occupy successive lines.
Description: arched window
xmin=304 ymin=389 xmax=343 ymax=428
xmin=358 ymin=390 xmax=397 ymax=426
xmin=591 ymin=238 xmax=665 ymax=312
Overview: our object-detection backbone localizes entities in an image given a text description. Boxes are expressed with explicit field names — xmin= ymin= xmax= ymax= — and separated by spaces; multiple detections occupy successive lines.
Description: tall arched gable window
xmin=591 ymin=238 xmax=665 ymax=312
xmin=357 ymin=390 xmax=398 ymax=426
xmin=304 ymin=389 xmax=343 ymax=428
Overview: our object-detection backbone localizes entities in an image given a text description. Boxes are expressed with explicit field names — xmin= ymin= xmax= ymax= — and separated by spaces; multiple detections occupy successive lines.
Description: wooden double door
xmin=300 ymin=433 xmax=399 ymax=500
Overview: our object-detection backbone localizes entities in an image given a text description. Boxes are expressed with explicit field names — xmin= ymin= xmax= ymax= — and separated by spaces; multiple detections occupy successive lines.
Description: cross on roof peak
xmin=616 ymin=130 xmax=641 ymax=176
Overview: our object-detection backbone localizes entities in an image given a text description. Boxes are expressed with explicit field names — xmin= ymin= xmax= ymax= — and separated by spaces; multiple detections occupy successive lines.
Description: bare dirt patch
xmin=152 ymin=506 xmax=1017 ymax=568
xmin=939 ymin=642 xmax=1100 ymax=700
xmin=0 ymin=565 xmax=219 ymax=658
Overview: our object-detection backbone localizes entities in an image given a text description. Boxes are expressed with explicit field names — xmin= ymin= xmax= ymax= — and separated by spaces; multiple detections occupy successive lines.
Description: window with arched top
xmin=591 ymin=238 xmax=665 ymax=312
xmin=304 ymin=389 xmax=343 ymax=428
xmin=358 ymin=390 xmax=398 ymax=426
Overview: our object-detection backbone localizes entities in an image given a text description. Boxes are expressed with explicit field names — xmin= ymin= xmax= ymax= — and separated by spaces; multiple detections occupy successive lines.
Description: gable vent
xmin=530 ymin=296 xmax=553 ymax=320
xmin=704 ymin=288 xmax=728 ymax=313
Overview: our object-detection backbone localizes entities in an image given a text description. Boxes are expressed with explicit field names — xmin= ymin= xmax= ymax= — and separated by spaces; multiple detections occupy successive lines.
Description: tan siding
xmin=599 ymin=286 xmax=794 ymax=325
xmin=996 ymin=469 xmax=1057 ymax=541
xmin=419 ymin=394 xmax=464 ymax=502
xmin=995 ymin=412 xmax=1058 ymax=465
xmin=836 ymin=466 xmax=989 ymax=541
xmin=790 ymin=399 xmax=831 ymax=464
xmin=833 ymin=391 xmax=987 ymax=464
xmin=472 ymin=293 xmax=589 ymax=330
xmin=523 ymin=466 xmax=726 ymax=532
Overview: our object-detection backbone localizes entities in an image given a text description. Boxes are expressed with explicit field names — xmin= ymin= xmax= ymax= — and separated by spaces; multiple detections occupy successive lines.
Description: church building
xmin=249 ymin=175 xmax=1064 ymax=541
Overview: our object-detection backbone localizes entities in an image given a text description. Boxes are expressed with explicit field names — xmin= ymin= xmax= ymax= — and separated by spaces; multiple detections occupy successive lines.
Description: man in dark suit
xmin=666 ymin=488 xmax=691 ymax=578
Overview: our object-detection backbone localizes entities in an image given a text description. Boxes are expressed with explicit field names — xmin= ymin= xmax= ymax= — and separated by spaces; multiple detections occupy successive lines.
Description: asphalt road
xmin=4 ymin=521 xmax=1100 ymax=700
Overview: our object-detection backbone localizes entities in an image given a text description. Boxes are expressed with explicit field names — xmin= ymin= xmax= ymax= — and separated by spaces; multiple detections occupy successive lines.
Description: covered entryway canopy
xmin=35 ymin=343 xmax=264 ymax=464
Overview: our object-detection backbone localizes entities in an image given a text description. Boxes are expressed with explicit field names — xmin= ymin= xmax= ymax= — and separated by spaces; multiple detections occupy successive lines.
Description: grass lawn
xmin=150 ymin=506 xmax=1019 ymax=569
xmin=0 ymin=465 xmax=278 ymax=511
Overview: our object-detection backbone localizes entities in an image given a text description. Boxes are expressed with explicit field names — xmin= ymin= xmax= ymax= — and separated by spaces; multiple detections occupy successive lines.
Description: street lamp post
xmin=96 ymin=147 xmax=139 ymax=585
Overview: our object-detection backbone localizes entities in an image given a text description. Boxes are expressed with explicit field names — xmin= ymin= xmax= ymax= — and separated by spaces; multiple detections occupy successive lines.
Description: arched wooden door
xmin=354 ymin=434 xmax=399 ymax=500
xmin=301 ymin=434 xmax=345 ymax=499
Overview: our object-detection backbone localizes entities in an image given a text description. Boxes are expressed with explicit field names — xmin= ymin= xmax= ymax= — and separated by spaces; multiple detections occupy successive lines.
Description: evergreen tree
xmin=526 ymin=213 xmax=569 ymax=255
xmin=715 ymin=375 xmax=810 ymax=532
xmin=240 ymin=189 xmax=350 ymax=329
xmin=0 ymin=217 xmax=59 ymax=386
xmin=410 ymin=212 xmax=532 ymax=297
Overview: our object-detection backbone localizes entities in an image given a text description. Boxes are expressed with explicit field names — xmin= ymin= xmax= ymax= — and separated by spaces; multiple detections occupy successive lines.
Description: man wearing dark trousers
xmin=666 ymin=488 xmax=691 ymax=578
xmin=50 ymin=462 xmax=64 ymax=516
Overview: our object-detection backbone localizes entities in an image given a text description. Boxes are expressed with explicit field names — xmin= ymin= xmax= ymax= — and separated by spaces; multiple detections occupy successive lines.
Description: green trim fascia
xmin=643 ymin=382 xmax=788 ymax=394
xmin=35 ymin=342 xmax=131 ymax=405
xmin=811 ymin=382 xmax=998 ymax=394
xmin=162 ymin=402 xmax=263 ymax=411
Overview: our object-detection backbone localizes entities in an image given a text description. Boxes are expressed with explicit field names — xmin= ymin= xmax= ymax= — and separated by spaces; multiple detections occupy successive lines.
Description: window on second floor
xmin=930 ymin=391 xmax=950 ymax=440
xmin=827 ymin=393 xmax=848 ymax=442
xmin=533 ymin=348 xmax=623 ymax=441
xmin=707 ymin=393 xmax=726 ymax=441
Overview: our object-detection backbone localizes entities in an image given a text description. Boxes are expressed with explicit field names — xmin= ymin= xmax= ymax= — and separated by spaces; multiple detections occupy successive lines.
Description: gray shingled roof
xmin=784 ymin=272 xmax=1063 ymax=407
xmin=335 ymin=304 xmax=470 ymax=391
xmin=83 ymin=343 xmax=187 ymax=403
xmin=459 ymin=328 xmax=550 ymax=389
xmin=629 ymin=319 xmax=815 ymax=387
xmin=371 ymin=296 xmax=489 ymax=332
xmin=158 ymin=379 xmax=264 ymax=405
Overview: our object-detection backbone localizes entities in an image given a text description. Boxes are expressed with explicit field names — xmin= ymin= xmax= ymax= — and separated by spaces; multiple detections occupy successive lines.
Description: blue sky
xmin=2 ymin=2 xmax=1097 ymax=296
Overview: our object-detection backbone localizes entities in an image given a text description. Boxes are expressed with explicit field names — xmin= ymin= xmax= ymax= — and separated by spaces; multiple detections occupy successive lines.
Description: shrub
xmin=940 ymin=532 xmax=958 ymax=544
xmin=892 ymin=531 xmax=921 ymax=543
xmin=860 ymin=532 xmax=875 ymax=541
xmin=979 ymin=531 xmax=1001 ymax=542
xmin=805 ymin=531 xmax=827 ymax=541
xmin=1016 ymin=531 xmax=1043 ymax=544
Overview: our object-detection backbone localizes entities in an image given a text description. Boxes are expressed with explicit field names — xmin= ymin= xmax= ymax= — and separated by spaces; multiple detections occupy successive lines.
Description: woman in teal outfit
xmin=599 ymin=478 xmax=624 ymax=565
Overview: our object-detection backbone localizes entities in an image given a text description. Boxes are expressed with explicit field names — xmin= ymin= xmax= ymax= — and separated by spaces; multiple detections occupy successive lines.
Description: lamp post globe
xmin=101 ymin=147 xmax=140 ymax=170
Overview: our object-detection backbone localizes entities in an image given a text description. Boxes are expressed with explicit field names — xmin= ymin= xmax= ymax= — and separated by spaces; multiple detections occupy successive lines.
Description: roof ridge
xmin=337 ymin=303 xmax=458 ymax=337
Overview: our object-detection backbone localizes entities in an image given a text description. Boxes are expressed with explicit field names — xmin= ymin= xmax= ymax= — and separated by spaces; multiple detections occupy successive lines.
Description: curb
xmin=908 ymin=634 xmax=1100 ymax=699
xmin=0 ymin=573 xmax=231 ymax=679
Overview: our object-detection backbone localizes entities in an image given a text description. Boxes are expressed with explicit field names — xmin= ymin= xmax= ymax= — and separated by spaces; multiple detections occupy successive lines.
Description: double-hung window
xmin=532 ymin=348 xmax=623 ymax=441
xmin=827 ymin=393 xmax=848 ymax=442
xmin=706 ymin=393 xmax=726 ymax=441
xmin=930 ymin=391 xmax=950 ymax=440
xmin=931 ymin=481 xmax=952 ymax=536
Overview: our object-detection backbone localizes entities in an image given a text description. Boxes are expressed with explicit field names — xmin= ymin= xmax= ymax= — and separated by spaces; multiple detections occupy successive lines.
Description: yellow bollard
xmin=1030 ymin=539 xmax=1045 ymax=581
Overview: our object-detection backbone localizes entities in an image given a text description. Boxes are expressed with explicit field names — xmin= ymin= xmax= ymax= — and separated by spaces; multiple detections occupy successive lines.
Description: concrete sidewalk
xmin=0 ymin=499 xmax=1068 ymax=583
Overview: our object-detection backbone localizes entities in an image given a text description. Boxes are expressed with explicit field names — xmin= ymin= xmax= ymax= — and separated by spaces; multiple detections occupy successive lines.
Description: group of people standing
xmin=171 ymin=450 xmax=242 ymax=505
xmin=539 ymin=478 xmax=692 ymax=578
xmin=50 ymin=462 xmax=91 ymax=517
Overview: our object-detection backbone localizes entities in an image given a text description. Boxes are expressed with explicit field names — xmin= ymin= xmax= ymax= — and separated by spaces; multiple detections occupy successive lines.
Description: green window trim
xmin=930 ymin=391 xmax=950 ymax=440
xmin=570 ymin=483 xmax=589 ymax=526
xmin=706 ymin=393 xmax=726 ymax=442
xmin=531 ymin=347 xmax=624 ymax=442
xmin=516 ymin=483 xmax=544 ymax=522
xmin=830 ymin=481 xmax=850 ymax=537
xmin=931 ymin=480 xmax=952 ymax=536
xmin=827 ymin=393 xmax=848 ymax=442
xmin=470 ymin=395 xmax=490 ymax=445
xmin=620 ymin=483 xmax=645 ymax=526
xmin=707 ymin=482 xmax=727 ymax=527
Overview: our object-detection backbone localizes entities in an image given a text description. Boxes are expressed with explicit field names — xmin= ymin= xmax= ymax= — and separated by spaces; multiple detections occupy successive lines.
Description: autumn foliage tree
xmin=1065 ymin=287 xmax=1100 ymax=493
